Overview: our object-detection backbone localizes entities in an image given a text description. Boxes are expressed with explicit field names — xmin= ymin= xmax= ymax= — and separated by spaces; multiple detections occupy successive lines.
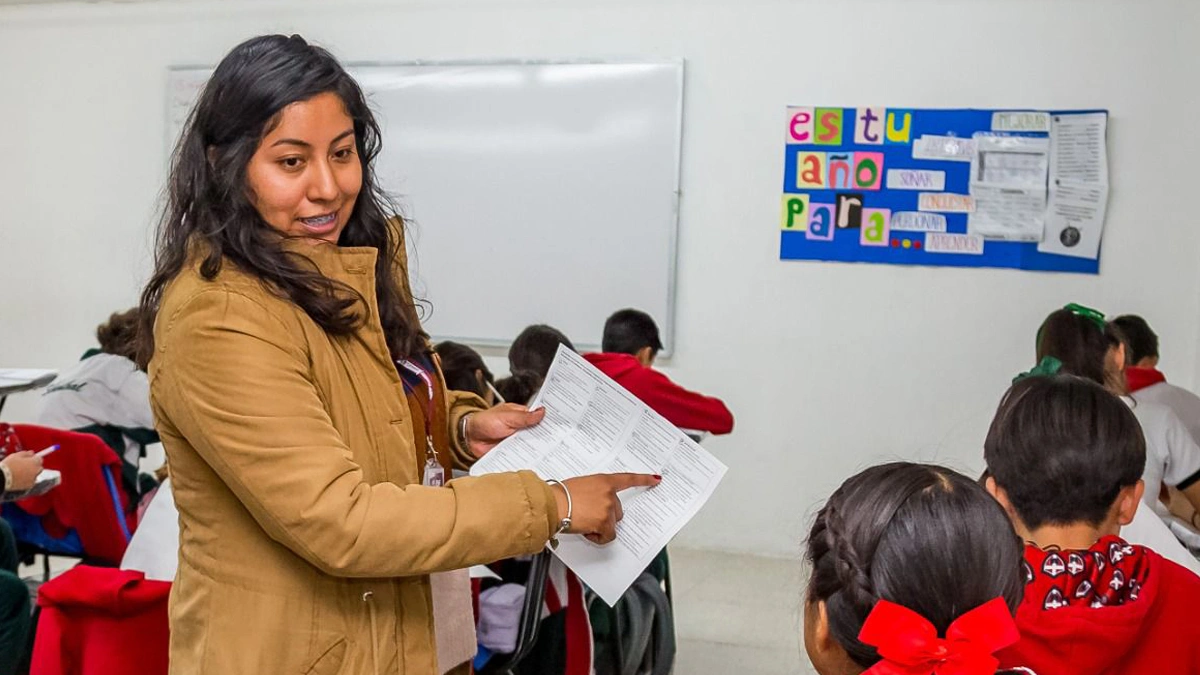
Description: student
xmin=1113 ymin=314 xmax=1200 ymax=444
xmin=508 ymin=324 xmax=575 ymax=379
xmin=984 ymin=375 xmax=1200 ymax=674
xmin=493 ymin=370 xmax=542 ymax=407
xmin=0 ymin=520 xmax=30 ymax=675
xmin=1033 ymin=304 xmax=1200 ymax=519
xmin=584 ymin=309 xmax=734 ymax=435
xmin=435 ymin=341 xmax=499 ymax=405
xmin=803 ymin=462 xmax=1027 ymax=675
xmin=37 ymin=308 xmax=159 ymax=496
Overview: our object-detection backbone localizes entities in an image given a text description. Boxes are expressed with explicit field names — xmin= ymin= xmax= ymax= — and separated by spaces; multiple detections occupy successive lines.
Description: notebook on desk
xmin=1 ymin=469 xmax=61 ymax=502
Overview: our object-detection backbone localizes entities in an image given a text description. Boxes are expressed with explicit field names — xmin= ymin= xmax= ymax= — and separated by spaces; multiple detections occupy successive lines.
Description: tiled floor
xmin=670 ymin=547 xmax=814 ymax=674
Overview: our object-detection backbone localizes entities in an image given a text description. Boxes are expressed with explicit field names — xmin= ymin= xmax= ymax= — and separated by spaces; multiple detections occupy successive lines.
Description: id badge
xmin=423 ymin=457 xmax=445 ymax=487
xmin=422 ymin=437 xmax=445 ymax=487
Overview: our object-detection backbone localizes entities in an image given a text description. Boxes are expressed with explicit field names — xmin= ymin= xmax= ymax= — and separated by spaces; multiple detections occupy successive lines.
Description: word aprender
xmin=787 ymin=107 xmax=914 ymax=146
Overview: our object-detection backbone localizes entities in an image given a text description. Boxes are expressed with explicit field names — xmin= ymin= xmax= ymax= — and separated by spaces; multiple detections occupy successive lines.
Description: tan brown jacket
xmin=149 ymin=239 xmax=557 ymax=674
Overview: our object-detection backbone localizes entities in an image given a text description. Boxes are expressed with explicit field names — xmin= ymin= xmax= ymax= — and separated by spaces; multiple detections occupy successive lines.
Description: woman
xmin=139 ymin=35 xmax=656 ymax=675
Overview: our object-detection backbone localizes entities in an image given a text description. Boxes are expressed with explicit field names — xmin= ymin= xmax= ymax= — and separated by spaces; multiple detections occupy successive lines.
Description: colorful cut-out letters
xmin=795 ymin=152 xmax=885 ymax=191
xmin=860 ymin=208 xmax=891 ymax=246
xmin=780 ymin=193 xmax=810 ymax=231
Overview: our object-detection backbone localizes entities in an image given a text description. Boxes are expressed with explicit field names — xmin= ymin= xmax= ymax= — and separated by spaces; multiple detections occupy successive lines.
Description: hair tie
xmin=859 ymin=597 xmax=1019 ymax=675
xmin=1013 ymin=356 xmax=1063 ymax=383
xmin=1063 ymin=302 xmax=1106 ymax=331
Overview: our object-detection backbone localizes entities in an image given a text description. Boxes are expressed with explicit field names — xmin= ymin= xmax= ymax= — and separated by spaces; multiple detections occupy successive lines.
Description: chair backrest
xmin=3 ymin=425 xmax=133 ymax=564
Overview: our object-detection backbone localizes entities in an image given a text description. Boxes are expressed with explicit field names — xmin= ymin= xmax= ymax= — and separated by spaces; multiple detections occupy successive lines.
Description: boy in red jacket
xmin=983 ymin=374 xmax=1200 ymax=675
xmin=583 ymin=309 xmax=734 ymax=435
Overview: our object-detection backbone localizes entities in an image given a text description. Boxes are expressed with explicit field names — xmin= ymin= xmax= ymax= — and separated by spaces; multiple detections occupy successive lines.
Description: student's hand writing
xmin=466 ymin=404 xmax=545 ymax=458
xmin=553 ymin=473 xmax=662 ymax=545
xmin=2 ymin=452 xmax=43 ymax=491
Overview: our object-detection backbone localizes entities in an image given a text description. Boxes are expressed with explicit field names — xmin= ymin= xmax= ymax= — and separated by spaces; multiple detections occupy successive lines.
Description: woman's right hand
xmin=2 ymin=451 xmax=43 ymax=491
xmin=552 ymin=473 xmax=662 ymax=545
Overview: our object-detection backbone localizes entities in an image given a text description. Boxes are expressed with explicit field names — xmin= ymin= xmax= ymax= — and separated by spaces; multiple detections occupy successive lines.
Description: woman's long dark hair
xmin=805 ymin=462 xmax=1024 ymax=669
xmin=138 ymin=34 xmax=425 ymax=367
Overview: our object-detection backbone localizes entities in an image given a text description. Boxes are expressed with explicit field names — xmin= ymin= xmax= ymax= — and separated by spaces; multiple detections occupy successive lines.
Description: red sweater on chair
xmin=9 ymin=425 xmax=134 ymax=563
xmin=32 ymin=566 xmax=170 ymax=675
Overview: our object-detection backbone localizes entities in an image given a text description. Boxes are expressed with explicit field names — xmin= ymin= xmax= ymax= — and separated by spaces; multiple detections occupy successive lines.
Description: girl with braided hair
xmin=803 ymin=462 xmax=1033 ymax=675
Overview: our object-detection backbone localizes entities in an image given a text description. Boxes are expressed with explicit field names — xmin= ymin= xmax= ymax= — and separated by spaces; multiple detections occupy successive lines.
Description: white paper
xmin=890 ymin=212 xmax=947 ymax=233
xmin=1036 ymin=181 xmax=1109 ymax=260
xmin=968 ymin=185 xmax=1048 ymax=241
xmin=886 ymin=169 xmax=945 ymax=191
xmin=912 ymin=135 xmax=976 ymax=162
xmin=469 ymin=565 xmax=502 ymax=580
xmin=470 ymin=346 xmax=727 ymax=606
xmin=1049 ymin=113 xmax=1108 ymax=184
xmin=971 ymin=134 xmax=1050 ymax=189
xmin=918 ymin=193 xmax=975 ymax=213
xmin=992 ymin=111 xmax=1051 ymax=133
xmin=121 ymin=480 xmax=179 ymax=580
xmin=925 ymin=232 xmax=985 ymax=255
xmin=967 ymin=135 xmax=1049 ymax=241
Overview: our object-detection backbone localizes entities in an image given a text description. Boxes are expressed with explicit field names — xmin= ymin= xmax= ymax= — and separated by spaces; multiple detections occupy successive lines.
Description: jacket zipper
xmin=363 ymin=590 xmax=380 ymax=673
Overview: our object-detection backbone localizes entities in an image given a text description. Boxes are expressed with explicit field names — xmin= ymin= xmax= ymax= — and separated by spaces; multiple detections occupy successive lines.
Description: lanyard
xmin=396 ymin=357 xmax=445 ymax=487
xmin=396 ymin=357 xmax=435 ymax=424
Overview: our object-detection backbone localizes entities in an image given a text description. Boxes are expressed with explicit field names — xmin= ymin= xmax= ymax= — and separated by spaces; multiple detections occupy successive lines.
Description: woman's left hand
xmin=466 ymin=404 xmax=546 ymax=458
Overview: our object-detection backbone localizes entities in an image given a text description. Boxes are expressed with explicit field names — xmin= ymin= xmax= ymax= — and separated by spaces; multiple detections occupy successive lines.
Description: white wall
xmin=2 ymin=0 xmax=1198 ymax=557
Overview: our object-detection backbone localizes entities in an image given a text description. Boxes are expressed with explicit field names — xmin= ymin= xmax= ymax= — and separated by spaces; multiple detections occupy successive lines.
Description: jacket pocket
xmin=303 ymin=636 xmax=348 ymax=675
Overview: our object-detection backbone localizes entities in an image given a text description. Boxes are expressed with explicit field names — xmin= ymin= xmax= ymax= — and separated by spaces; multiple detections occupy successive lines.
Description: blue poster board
xmin=779 ymin=107 xmax=1108 ymax=274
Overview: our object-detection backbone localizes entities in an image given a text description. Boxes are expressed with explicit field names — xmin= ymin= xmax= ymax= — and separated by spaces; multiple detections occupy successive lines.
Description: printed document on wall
xmin=470 ymin=346 xmax=728 ymax=605
xmin=1037 ymin=181 xmax=1108 ymax=260
xmin=967 ymin=134 xmax=1049 ymax=241
xmin=1049 ymin=113 xmax=1108 ymax=185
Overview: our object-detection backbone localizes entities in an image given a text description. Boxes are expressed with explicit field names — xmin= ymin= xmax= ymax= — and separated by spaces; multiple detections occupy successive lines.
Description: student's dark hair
xmin=805 ymin=462 xmax=1023 ymax=670
xmin=494 ymin=370 xmax=543 ymax=406
xmin=1112 ymin=315 xmax=1159 ymax=365
xmin=1035 ymin=309 xmax=1122 ymax=390
xmin=509 ymin=324 xmax=575 ymax=378
xmin=984 ymin=375 xmax=1146 ymax=530
xmin=601 ymin=309 xmax=663 ymax=356
xmin=137 ymin=34 xmax=425 ymax=368
xmin=97 ymin=309 xmax=143 ymax=364
xmin=435 ymin=341 xmax=492 ymax=398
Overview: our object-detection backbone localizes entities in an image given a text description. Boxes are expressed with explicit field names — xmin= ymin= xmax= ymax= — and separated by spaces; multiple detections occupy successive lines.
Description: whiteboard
xmin=166 ymin=61 xmax=684 ymax=352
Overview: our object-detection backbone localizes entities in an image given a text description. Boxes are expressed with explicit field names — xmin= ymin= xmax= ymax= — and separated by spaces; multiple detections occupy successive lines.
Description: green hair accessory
xmin=1014 ymin=356 xmax=1064 ymax=383
xmin=1063 ymin=303 xmax=1106 ymax=331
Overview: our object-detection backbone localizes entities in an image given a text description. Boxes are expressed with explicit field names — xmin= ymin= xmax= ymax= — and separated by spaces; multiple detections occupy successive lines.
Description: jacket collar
xmin=279 ymin=237 xmax=379 ymax=287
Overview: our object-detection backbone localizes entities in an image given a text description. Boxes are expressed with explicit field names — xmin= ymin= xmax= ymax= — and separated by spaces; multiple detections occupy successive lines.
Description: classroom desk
xmin=0 ymin=369 xmax=57 ymax=416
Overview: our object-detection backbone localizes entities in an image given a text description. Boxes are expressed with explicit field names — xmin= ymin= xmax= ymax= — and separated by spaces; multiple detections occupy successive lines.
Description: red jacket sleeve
xmin=629 ymin=368 xmax=735 ymax=435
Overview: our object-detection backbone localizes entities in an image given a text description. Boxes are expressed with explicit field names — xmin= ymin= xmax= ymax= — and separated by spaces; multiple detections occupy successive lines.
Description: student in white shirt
xmin=1112 ymin=314 xmax=1200 ymax=534
xmin=1113 ymin=314 xmax=1200 ymax=442
xmin=1033 ymin=304 xmax=1200 ymax=523
xmin=36 ymin=309 xmax=158 ymax=494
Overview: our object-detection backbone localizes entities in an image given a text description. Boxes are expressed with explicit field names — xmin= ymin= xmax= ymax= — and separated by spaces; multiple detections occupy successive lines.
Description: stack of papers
xmin=471 ymin=346 xmax=727 ymax=605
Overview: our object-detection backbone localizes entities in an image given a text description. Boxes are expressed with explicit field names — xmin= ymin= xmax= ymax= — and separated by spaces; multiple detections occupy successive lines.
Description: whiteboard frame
xmin=164 ymin=58 xmax=685 ymax=356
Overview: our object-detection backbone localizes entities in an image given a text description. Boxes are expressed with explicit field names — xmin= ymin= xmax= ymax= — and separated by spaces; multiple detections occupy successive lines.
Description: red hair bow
xmin=858 ymin=598 xmax=1019 ymax=675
